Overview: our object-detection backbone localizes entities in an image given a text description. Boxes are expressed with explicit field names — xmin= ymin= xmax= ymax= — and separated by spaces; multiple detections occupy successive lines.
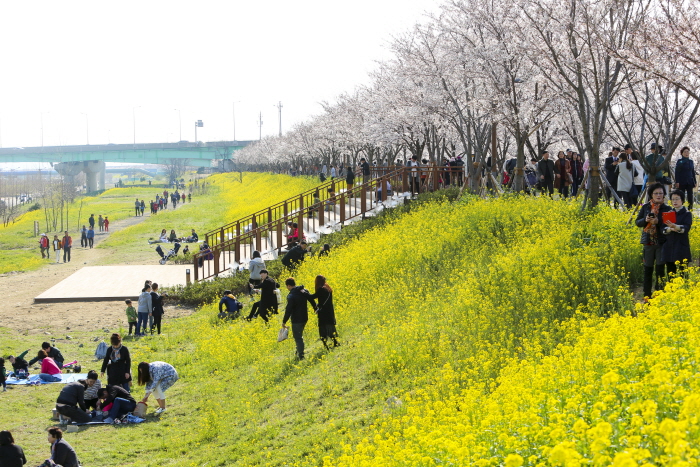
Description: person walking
xmin=134 ymin=198 xmax=141 ymax=217
xmin=309 ymin=275 xmax=339 ymax=350
xmin=537 ymin=151 xmax=555 ymax=196
xmin=248 ymin=270 xmax=279 ymax=322
xmin=605 ymin=147 xmax=621 ymax=205
xmin=615 ymin=152 xmax=635 ymax=209
xmin=138 ymin=361 xmax=179 ymax=414
xmin=345 ymin=166 xmax=355 ymax=197
xmin=281 ymin=277 xmax=317 ymax=360
xmin=635 ymin=183 xmax=673 ymax=300
xmin=98 ymin=215 xmax=104 ymax=232
xmin=39 ymin=233 xmax=49 ymax=259
xmin=100 ymin=333 xmax=132 ymax=392
xmin=89 ymin=213 xmax=95 ymax=230
xmin=87 ymin=226 xmax=95 ymax=248
xmin=248 ymin=251 xmax=266 ymax=295
xmin=360 ymin=158 xmax=370 ymax=184
xmin=675 ymin=146 xmax=696 ymax=210
xmin=140 ymin=199 xmax=145 ymax=216
xmin=553 ymin=151 xmax=572 ymax=198
xmin=52 ymin=235 xmax=63 ymax=264
xmin=62 ymin=231 xmax=72 ymax=263
xmin=0 ymin=430 xmax=27 ymax=466
xmin=136 ymin=285 xmax=152 ymax=336
xmin=80 ymin=225 xmax=88 ymax=248
xmin=104 ymin=216 xmax=110 ymax=232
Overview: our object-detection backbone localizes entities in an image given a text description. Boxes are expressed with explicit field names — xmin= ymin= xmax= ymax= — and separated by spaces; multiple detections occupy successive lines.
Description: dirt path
xmin=0 ymin=212 xmax=194 ymax=335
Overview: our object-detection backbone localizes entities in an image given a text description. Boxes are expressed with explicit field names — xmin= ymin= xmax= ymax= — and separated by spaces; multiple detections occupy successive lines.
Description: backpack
xmin=95 ymin=341 xmax=108 ymax=360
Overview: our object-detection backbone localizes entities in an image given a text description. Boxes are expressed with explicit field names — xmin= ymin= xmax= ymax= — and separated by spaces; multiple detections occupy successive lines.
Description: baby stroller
xmin=156 ymin=242 xmax=181 ymax=264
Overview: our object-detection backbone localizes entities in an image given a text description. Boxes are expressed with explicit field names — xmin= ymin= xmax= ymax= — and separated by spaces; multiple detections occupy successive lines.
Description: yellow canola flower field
xmin=176 ymin=195 xmax=700 ymax=465
xmin=332 ymin=273 xmax=700 ymax=466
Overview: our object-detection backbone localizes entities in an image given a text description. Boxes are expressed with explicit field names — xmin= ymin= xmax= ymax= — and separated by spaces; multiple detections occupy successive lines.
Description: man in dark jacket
xmin=7 ymin=354 xmax=29 ymax=374
xmin=605 ymin=147 xmax=621 ymax=206
xmin=55 ymin=380 xmax=91 ymax=423
xmin=360 ymin=158 xmax=371 ymax=184
xmin=675 ymin=146 xmax=696 ymax=210
xmin=281 ymin=278 xmax=317 ymax=360
xmin=27 ymin=342 xmax=64 ymax=368
xmin=537 ymin=151 xmax=555 ymax=196
xmin=281 ymin=241 xmax=309 ymax=269
xmin=98 ymin=385 xmax=137 ymax=422
xmin=47 ymin=427 xmax=80 ymax=467
xmin=219 ymin=290 xmax=243 ymax=319
xmin=248 ymin=270 xmax=279 ymax=322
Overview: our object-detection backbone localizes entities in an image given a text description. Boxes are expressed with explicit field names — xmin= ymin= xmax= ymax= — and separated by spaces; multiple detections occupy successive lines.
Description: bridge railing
xmin=202 ymin=166 xmax=400 ymax=250
xmin=193 ymin=165 xmax=450 ymax=281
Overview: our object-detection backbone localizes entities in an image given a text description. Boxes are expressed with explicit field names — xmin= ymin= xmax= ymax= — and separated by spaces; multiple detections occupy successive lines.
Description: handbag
xmin=661 ymin=176 xmax=673 ymax=185
xmin=277 ymin=327 xmax=289 ymax=342
xmin=566 ymin=173 xmax=574 ymax=184
xmin=133 ymin=402 xmax=148 ymax=418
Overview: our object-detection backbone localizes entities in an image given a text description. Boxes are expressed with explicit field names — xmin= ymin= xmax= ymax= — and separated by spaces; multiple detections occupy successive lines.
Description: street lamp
xmin=80 ymin=113 xmax=89 ymax=145
xmin=174 ymin=109 xmax=182 ymax=141
xmin=133 ymin=106 xmax=141 ymax=145
xmin=40 ymin=111 xmax=50 ymax=147
xmin=232 ymin=101 xmax=240 ymax=142
xmin=194 ymin=120 xmax=203 ymax=143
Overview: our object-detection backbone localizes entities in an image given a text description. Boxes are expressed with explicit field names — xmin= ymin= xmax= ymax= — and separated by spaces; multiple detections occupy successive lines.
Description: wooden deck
xmin=34 ymin=265 xmax=191 ymax=303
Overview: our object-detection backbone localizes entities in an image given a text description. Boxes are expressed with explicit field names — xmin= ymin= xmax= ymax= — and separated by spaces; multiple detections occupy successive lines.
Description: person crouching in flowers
xmin=138 ymin=361 xmax=178 ymax=415
xmin=635 ymin=183 xmax=673 ymax=300
xmin=661 ymin=189 xmax=693 ymax=279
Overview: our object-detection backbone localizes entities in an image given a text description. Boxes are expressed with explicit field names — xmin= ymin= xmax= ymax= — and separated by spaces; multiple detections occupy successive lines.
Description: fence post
xmin=340 ymin=193 xmax=346 ymax=224
xmin=361 ymin=184 xmax=367 ymax=216
xmin=193 ymin=256 xmax=199 ymax=281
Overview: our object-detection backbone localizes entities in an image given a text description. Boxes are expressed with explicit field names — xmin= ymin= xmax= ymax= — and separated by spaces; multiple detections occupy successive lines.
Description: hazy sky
xmin=0 ymin=0 xmax=441 ymax=150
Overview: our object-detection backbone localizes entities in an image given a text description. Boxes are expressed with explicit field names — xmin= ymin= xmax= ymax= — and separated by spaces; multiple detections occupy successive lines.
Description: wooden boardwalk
xmin=34 ymin=265 xmax=190 ymax=303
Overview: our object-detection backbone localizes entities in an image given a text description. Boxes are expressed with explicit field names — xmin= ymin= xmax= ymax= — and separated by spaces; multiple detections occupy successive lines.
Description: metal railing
xmin=193 ymin=165 xmax=451 ymax=281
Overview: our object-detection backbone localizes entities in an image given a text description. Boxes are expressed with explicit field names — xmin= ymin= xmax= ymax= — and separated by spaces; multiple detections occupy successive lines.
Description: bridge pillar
xmin=83 ymin=160 xmax=106 ymax=193
xmin=53 ymin=162 xmax=84 ymax=186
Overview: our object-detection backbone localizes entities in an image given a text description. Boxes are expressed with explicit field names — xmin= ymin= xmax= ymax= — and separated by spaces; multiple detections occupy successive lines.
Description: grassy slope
xmin=5 ymin=195 xmax=687 ymax=466
xmin=0 ymin=172 xmax=318 ymax=273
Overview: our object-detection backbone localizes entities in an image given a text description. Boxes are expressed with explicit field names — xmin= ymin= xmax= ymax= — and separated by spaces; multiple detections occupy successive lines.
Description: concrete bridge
xmin=0 ymin=140 xmax=252 ymax=191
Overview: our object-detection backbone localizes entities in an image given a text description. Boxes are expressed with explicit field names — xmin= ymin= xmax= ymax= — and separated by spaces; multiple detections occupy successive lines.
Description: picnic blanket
xmin=5 ymin=373 xmax=88 ymax=385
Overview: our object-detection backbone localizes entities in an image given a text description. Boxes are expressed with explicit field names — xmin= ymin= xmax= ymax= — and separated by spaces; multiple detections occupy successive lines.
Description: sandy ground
xmin=0 ymin=214 xmax=195 ymax=335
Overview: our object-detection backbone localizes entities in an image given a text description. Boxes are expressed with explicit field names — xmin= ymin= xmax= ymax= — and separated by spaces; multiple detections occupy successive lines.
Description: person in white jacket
xmin=247 ymin=250 xmax=266 ymax=296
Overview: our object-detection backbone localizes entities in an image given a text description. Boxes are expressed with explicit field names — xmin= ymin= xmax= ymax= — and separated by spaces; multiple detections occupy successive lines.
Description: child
xmin=0 ymin=357 xmax=6 ymax=391
xmin=125 ymin=299 xmax=137 ymax=335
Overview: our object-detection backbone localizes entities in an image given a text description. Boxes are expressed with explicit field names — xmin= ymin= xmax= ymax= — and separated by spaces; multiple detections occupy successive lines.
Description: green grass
xmin=0 ymin=196 xmax=655 ymax=467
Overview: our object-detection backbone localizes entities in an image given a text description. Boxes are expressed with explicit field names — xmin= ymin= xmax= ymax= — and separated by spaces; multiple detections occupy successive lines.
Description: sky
xmin=0 ymin=0 xmax=442 ymax=153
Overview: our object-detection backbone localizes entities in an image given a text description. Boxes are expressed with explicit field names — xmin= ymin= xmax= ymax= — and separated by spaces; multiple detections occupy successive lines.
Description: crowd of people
xmin=1 ymin=333 xmax=179 ymax=465
xmin=144 ymin=190 xmax=191 ymax=215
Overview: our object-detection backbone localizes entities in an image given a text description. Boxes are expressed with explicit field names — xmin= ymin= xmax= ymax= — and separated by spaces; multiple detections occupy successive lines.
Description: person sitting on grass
xmin=27 ymin=342 xmax=64 ymax=368
xmin=168 ymin=229 xmax=178 ymax=243
xmin=0 ymin=430 xmax=26 ymax=466
xmin=148 ymin=229 xmax=169 ymax=244
xmin=7 ymin=353 xmax=29 ymax=375
xmin=84 ymin=370 xmax=102 ymax=410
xmin=45 ymin=427 xmax=80 ymax=467
xmin=37 ymin=350 xmax=62 ymax=383
xmin=97 ymin=384 xmax=136 ymax=423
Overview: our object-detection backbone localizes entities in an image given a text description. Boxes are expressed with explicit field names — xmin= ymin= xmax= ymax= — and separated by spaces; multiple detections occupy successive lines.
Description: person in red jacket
xmin=104 ymin=216 xmax=110 ymax=232
xmin=39 ymin=233 xmax=50 ymax=259
xmin=62 ymin=231 xmax=73 ymax=263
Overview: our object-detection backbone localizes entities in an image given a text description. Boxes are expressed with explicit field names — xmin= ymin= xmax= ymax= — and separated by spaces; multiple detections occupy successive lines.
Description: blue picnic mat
xmin=5 ymin=373 xmax=88 ymax=385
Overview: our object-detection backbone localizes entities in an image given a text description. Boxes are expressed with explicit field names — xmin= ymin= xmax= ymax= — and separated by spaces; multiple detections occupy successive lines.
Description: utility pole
xmin=276 ymin=101 xmax=283 ymax=136
xmin=194 ymin=120 xmax=203 ymax=143
xmin=258 ymin=112 xmax=263 ymax=141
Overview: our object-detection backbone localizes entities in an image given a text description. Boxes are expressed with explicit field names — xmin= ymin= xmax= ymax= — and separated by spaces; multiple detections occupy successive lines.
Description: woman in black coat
xmin=661 ymin=189 xmax=693 ymax=277
xmin=0 ymin=430 xmax=26 ymax=467
xmin=100 ymin=333 xmax=132 ymax=392
xmin=150 ymin=283 xmax=166 ymax=334
xmin=310 ymin=275 xmax=339 ymax=349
